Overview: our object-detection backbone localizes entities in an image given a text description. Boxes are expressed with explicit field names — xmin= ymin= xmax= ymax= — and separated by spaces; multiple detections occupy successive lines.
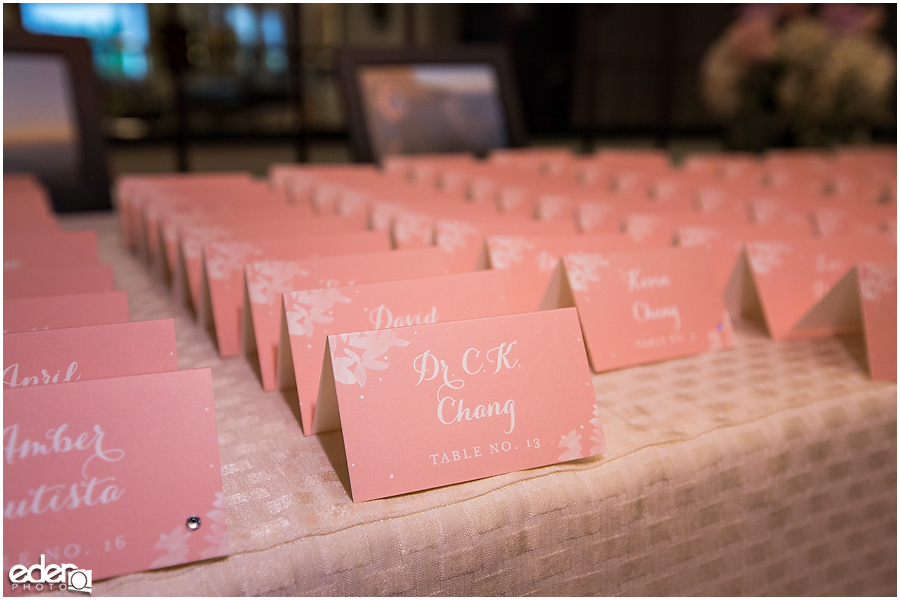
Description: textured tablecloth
xmin=61 ymin=214 xmax=896 ymax=596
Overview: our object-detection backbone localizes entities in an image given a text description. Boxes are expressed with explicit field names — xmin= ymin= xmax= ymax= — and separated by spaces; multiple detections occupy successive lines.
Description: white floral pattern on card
xmin=815 ymin=209 xmax=845 ymax=236
xmin=652 ymin=181 xmax=678 ymax=201
xmin=498 ymin=189 xmax=527 ymax=213
xmin=332 ymin=330 xmax=410 ymax=388
xmin=393 ymin=213 xmax=433 ymax=245
xmin=626 ymin=215 xmax=663 ymax=242
xmin=696 ymin=189 xmax=726 ymax=213
xmin=565 ymin=253 xmax=610 ymax=292
xmin=338 ymin=192 xmax=368 ymax=217
xmin=536 ymin=196 xmax=566 ymax=221
xmin=312 ymin=183 xmax=340 ymax=211
xmin=678 ymin=226 xmax=720 ymax=247
xmin=536 ymin=251 xmax=558 ymax=274
xmin=149 ymin=524 xmax=191 ymax=569
xmin=468 ymin=178 xmax=495 ymax=200
xmin=247 ymin=261 xmax=309 ymax=305
xmin=746 ymin=241 xmax=793 ymax=275
xmin=589 ymin=406 xmax=606 ymax=456
xmin=286 ymin=288 xmax=352 ymax=337
xmin=859 ymin=263 xmax=897 ymax=303
xmin=370 ymin=202 xmax=407 ymax=230
xmin=576 ymin=202 xmax=613 ymax=232
xmin=182 ymin=224 xmax=231 ymax=260
xmin=558 ymin=429 xmax=583 ymax=461
xmin=752 ymin=199 xmax=781 ymax=225
xmin=489 ymin=236 xmax=534 ymax=270
xmin=163 ymin=212 xmax=204 ymax=245
xmin=436 ymin=221 xmax=480 ymax=253
xmin=206 ymin=242 xmax=263 ymax=280
xmin=200 ymin=492 xmax=229 ymax=560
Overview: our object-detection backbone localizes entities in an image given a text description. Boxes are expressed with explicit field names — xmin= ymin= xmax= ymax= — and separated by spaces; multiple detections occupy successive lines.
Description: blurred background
xmin=3 ymin=3 xmax=897 ymax=177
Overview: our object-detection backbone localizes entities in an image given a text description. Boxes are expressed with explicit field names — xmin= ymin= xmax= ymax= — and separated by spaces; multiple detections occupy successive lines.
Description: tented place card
xmin=433 ymin=216 xmax=578 ymax=273
xmin=245 ymin=247 xmax=456 ymax=391
xmin=4 ymin=265 xmax=115 ymax=299
xmin=563 ymin=247 xmax=734 ymax=372
xmin=316 ymin=308 xmax=604 ymax=502
xmin=735 ymin=235 xmax=895 ymax=340
xmin=3 ymin=369 xmax=227 ymax=591
xmin=200 ymin=231 xmax=391 ymax=357
xmin=792 ymin=263 xmax=896 ymax=381
xmin=4 ymin=320 xmax=179 ymax=388
xmin=155 ymin=203 xmax=329 ymax=275
xmin=4 ymin=231 xmax=99 ymax=271
xmin=278 ymin=269 xmax=512 ymax=435
xmin=169 ymin=211 xmax=367 ymax=296
xmin=857 ymin=264 xmax=897 ymax=381
xmin=675 ymin=223 xmax=813 ymax=293
xmin=3 ymin=292 xmax=130 ymax=334
xmin=485 ymin=233 xmax=639 ymax=313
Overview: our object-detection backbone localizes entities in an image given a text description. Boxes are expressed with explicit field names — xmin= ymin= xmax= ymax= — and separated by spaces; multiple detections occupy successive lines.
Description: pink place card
xmin=154 ymin=202 xmax=316 ymax=277
xmin=563 ymin=247 xmax=734 ymax=372
xmin=493 ymin=182 xmax=539 ymax=217
xmin=3 ymin=291 xmax=129 ymax=334
xmin=117 ymin=172 xmax=254 ymax=252
xmin=788 ymin=262 xmax=896 ymax=380
xmin=4 ymin=206 xmax=58 ymax=232
xmin=3 ymin=180 xmax=54 ymax=224
xmin=391 ymin=212 xmax=437 ymax=249
xmin=179 ymin=216 xmax=372 ymax=311
xmin=486 ymin=233 xmax=640 ymax=313
xmin=811 ymin=204 xmax=896 ymax=237
xmin=434 ymin=216 xmax=579 ymax=273
xmin=4 ymin=265 xmax=115 ymax=299
xmin=736 ymin=235 xmax=896 ymax=340
xmin=4 ymin=319 xmax=178 ymax=388
xmin=489 ymin=147 xmax=574 ymax=174
xmin=4 ymin=173 xmax=51 ymax=208
xmin=645 ymin=177 xmax=704 ymax=212
xmin=675 ymin=223 xmax=813 ymax=295
xmin=4 ymin=231 xmax=99 ymax=271
xmin=245 ymin=246 xmax=457 ymax=391
xmin=315 ymin=308 xmax=604 ymax=502
xmin=622 ymin=209 xmax=747 ymax=247
xmin=494 ymin=177 xmax=586 ymax=221
xmin=575 ymin=200 xmax=626 ymax=234
xmin=3 ymin=369 xmax=227 ymax=592
xmin=268 ymin=164 xmax=380 ymax=211
xmin=692 ymin=186 xmax=751 ymax=219
xmin=278 ymin=269 xmax=512 ymax=435
xmin=136 ymin=184 xmax=278 ymax=260
xmin=143 ymin=186 xmax=293 ymax=268
xmin=382 ymin=153 xmax=478 ymax=187
xmin=747 ymin=195 xmax=816 ymax=230
xmin=856 ymin=264 xmax=896 ymax=381
xmin=165 ymin=210 xmax=345 ymax=280
xmin=387 ymin=196 xmax=502 ymax=249
xmin=202 ymin=231 xmax=391 ymax=357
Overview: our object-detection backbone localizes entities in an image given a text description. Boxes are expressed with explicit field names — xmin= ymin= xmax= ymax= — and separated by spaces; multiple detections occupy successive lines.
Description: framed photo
xmin=4 ymin=33 xmax=111 ymax=212
xmin=339 ymin=45 xmax=527 ymax=164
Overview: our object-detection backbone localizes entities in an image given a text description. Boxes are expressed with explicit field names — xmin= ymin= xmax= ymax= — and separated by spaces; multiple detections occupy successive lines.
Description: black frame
xmin=338 ymin=45 xmax=528 ymax=164
xmin=4 ymin=32 xmax=111 ymax=212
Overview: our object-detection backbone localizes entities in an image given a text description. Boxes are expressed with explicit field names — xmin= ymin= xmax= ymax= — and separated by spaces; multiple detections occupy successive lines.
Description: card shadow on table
xmin=316 ymin=430 xmax=353 ymax=500
xmin=278 ymin=387 xmax=304 ymax=429
xmin=245 ymin=349 xmax=265 ymax=389
xmin=833 ymin=333 xmax=869 ymax=376
xmin=277 ymin=387 xmax=353 ymax=499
